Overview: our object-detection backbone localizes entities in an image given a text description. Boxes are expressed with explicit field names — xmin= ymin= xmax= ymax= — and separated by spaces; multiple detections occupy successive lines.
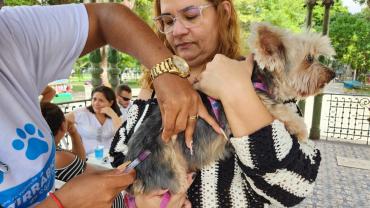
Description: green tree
xmin=235 ymin=0 xmax=307 ymax=52
xmin=329 ymin=11 xmax=370 ymax=80
xmin=5 ymin=0 xmax=39 ymax=6
xmin=311 ymin=0 xmax=348 ymax=31
xmin=353 ymin=0 xmax=369 ymax=8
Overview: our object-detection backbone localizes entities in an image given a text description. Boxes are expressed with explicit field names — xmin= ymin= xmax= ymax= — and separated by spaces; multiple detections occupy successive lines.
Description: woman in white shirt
xmin=66 ymin=85 xmax=122 ymax=154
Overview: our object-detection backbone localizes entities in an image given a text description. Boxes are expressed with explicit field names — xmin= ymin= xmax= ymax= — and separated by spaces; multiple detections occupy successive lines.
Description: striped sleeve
xmin=230 ymin=120 xmax=321 ymax=207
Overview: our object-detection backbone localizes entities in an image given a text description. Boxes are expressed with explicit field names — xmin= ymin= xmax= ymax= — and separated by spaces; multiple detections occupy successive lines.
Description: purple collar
xmin=124 ymin=192 xmax=171 ymax=208
xmin=253 ymin=82 xmax=268 ymax=93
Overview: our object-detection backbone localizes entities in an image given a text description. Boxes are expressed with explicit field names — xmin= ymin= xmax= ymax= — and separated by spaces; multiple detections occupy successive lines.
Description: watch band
xmin=150 ymin=57 xmax=173 ymax=80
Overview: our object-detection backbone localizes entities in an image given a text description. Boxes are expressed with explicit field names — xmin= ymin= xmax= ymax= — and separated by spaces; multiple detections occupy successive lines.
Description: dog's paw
xmin=295 ymin=129 xmax=308 ymax=143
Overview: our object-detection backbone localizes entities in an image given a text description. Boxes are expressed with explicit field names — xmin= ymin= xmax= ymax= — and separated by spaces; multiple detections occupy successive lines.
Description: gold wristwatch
xmin=151 ymin=55 xmax=190 ymax=80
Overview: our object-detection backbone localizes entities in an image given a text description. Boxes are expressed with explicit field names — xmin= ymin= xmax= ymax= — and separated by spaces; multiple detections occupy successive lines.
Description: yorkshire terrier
xmin=124 ymin=94 xmax=231 ymax=195
xmin=248 ymin=22 xmax=336 ymax=142
xmin=123 ymin=22 xmax=335 ymax=195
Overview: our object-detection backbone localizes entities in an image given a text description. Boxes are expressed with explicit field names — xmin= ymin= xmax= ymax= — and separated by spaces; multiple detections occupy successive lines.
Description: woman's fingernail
xmin=117 ymin=161 xmax=131 ymax=170
xmin=187 ymin=140 xmax=193 ymax=155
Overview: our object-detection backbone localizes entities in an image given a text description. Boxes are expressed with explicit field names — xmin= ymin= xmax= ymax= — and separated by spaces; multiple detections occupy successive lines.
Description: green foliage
xmin=117 ymin=53 xmax=139 ymax=72
xmin=5 ymin=0 xmax=40 ymax=6
xmin=133 ymin=0 xmax=154 ymax=25
xmin=329 ymin=11 xmax=370 ymax=79
xmin=312 ymin=0 xmax=348 ymax=31
xmin=234 ymin=0 xmax=307 ymax=52
xmin=89 ymin=49 xmax=102 ymax=64
xmin=108 ymin=47 xmax=120 ymax=64
xmin=73 ymin=55 xmax=89 ymax=81
xmin=353 ymin=0 xmax=369 ymax=8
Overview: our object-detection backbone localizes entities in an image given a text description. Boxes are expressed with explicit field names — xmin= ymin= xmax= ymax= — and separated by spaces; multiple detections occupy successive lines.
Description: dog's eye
xmin=306 ymin=55 xmax=314 ymax=63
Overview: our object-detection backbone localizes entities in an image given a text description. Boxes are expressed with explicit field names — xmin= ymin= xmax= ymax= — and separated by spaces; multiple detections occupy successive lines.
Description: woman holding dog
xmin=110 ymin=0 xmax=321 ymax=207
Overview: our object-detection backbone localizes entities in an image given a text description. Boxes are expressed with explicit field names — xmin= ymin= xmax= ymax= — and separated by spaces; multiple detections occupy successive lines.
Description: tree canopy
xmin=5 ymin=0 xmax=369 ymax=80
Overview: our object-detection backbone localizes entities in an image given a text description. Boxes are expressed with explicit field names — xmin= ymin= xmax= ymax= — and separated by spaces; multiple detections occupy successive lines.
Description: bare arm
xmin=40 ymin=86 xmax=56 ymax=103
xmin=37 ymin=168 xmax=135 ymax=208
xmin=81 ymin=3 xmax=172 ymax=69
xmin=65 ymin=112 xmax=76 ymax=124
xmin=66 ymin=120 xmax=86 ymax=160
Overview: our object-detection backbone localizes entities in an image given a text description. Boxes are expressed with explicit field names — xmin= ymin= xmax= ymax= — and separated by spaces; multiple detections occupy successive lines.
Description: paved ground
xmin=296 ymin=140 xmax=370 ymax=208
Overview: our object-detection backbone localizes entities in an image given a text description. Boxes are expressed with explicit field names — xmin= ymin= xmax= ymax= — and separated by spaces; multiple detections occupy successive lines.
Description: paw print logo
xmin=12 ymin=123 xmax=49 ymax=160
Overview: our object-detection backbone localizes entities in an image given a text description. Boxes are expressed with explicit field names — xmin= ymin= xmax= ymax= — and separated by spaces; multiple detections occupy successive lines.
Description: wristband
xmin=49 ymin=192 xmax=64 ymax=208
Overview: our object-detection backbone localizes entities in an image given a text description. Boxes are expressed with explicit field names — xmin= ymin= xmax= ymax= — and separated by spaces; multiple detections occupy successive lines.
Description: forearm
xmin=111 ymin=114 xmax=123 ymax=130
xmin=36 ymin=196 xmax=59 ymax=208
xmin=229 ymin=121 xmax=321 ymax=207
xmin=70 ymin=132 xmax=86 ymax=161
xmin=83 ymin=3 xmax=172 ymax=69
xmin=220 ymin=81 xmax=273 ymax=137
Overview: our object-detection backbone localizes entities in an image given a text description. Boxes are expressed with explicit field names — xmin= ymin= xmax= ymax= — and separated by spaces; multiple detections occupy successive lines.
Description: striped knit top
xmin=110 ymin=98 xmax=321 ymax=208
xmin=55 ymin=148 xmax=86 ymax=182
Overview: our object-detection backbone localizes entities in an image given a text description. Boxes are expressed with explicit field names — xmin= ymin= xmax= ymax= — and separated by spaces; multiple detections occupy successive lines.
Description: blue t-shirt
xmin=0 ymin=4 xmax=88 ymax=207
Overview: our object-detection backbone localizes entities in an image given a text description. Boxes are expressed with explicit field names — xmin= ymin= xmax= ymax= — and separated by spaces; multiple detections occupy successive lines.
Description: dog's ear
xmin=248 ymin=23 xmax=287 ymax=73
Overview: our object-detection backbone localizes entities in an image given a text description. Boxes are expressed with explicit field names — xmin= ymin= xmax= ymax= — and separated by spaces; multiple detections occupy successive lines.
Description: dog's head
xmin=248 ymin=22 xmax=336 ymax=100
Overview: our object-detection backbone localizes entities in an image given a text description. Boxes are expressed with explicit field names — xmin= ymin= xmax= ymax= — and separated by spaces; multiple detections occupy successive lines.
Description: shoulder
xmin=55 ymin=150 xmax=81 ymax=169
xmin=74 ymin=107 xmax=92 ymax=117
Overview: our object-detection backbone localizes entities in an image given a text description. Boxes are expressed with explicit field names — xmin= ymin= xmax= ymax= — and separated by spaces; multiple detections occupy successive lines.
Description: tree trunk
xmin=309 ymin=0 xmax=334 ymax=140
xmin=305 ymin=0 xmax=317 ymax=28
xmin=322 ymin=0 xmax=334 ymax=35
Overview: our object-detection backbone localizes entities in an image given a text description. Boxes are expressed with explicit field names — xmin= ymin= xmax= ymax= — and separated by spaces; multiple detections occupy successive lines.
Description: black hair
xmin=116 ymin=84 xmax=132 ymax=94
xmin=40 ymin=102 xmax=65 ymax=136
xmin=87 ymin=85 xmax=122 ymax=117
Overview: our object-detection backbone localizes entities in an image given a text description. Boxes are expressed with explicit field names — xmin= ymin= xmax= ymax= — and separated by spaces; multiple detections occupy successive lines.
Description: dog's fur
xmin=248 ymin=23 xmax=336 ymax=142
xmin=125 ymin=94 xmax=231 ymax=195
xmin=124 ymin=23 xmax=336 ymax=195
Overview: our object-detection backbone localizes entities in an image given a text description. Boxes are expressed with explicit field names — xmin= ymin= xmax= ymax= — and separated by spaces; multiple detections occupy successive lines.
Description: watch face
xmin=173 ymin=55 xmax=189 ymax=73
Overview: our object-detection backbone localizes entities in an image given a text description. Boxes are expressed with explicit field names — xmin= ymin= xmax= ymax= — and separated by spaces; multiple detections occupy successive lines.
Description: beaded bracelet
xmin=49 ymin=192 xmax=64 ymax=208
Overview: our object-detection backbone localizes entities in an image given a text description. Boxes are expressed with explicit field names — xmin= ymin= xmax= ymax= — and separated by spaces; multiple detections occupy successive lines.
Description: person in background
xmin=66 ymin=86 xmax=122 ymax=155
xmin=41 ymin=102 xmax=125 ymax=208
xmin=116 ymin=84 xmax=133 ymax=121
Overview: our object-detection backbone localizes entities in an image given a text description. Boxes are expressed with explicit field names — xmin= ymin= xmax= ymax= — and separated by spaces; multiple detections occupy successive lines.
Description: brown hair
xmin=141 ymin=0 xmax=241 ymax=89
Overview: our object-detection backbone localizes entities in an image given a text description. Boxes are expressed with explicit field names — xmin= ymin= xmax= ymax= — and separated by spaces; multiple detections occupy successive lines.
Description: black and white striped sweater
xmin=109 ymin=99 xmax=321 ymax=208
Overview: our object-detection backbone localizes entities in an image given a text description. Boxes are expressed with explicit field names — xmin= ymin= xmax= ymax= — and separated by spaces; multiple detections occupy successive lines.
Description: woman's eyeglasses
xmin=119 ymin=95 xmax=131 ymax=101
xmin=153 ymin=4 xmax=213 ymax=34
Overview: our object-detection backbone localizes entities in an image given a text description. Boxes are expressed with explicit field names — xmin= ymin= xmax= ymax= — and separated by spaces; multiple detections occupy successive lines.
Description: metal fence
xmin=57 ymin=99 xmax=91 ymax=114
xmin=321 ymin=93 xmax=370 ymax=145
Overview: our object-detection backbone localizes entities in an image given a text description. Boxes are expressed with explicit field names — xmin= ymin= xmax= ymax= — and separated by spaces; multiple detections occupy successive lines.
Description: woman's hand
xmin=66 ymin=120 xmax=78 ymax=136
xmin=195 ymin=54 xmax=273 ymax=137
xmin=153 ymin=74 xmax=221 ymax=148
xmin=38 ymin=168 xmax=135 ymax=208
xmin=101 ymin=107 xmax=116 ymax=118
xmin=194 ymin=54 xmax=254 ymax=100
